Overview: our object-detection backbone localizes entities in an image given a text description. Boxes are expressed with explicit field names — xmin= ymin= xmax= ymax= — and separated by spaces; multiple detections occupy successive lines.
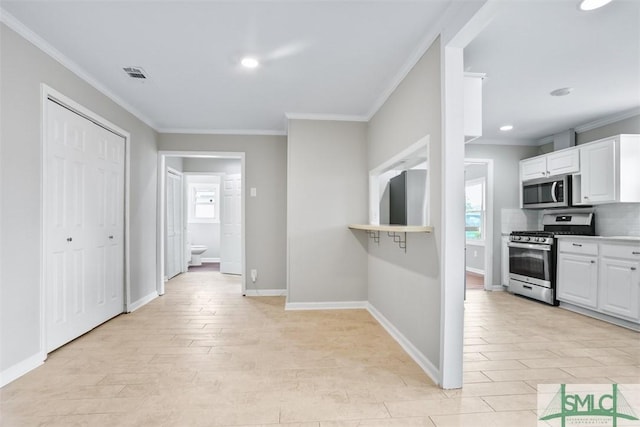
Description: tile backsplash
xmin=501 ymin=205 xmax=640 ymax=236
xmin=500 ymin=208 xmax=539 ymax=234
xmin=592 ymin=204 xmax=640 ymax=236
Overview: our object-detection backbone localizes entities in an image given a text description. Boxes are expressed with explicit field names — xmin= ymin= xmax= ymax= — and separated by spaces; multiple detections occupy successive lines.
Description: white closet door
xmin=165 ymin=170 xmax=183 ymax=279
xmin=46 ymin=100 xmax=125 ymax=352
xmin=220 ymin=174 xmax=242 ymax=275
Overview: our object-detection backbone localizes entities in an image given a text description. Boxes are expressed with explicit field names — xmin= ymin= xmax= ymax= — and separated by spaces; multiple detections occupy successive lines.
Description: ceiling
xmin=2 ymin=1 xmax=638 ymax=140
xmin=464 ymin=0 xmax=640 ymax=143
xmin=0 ymin=0 xmax=450 ymax=133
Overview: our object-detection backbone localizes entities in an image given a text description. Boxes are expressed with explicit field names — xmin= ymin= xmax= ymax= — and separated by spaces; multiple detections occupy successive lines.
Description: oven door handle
xmin=508 ymin=242 xmax=552 ymax=251
xmin=551 ymin=181 xmax=558 ymax=202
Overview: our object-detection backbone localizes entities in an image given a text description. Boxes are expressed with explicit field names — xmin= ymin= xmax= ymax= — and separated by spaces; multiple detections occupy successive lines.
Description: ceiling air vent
xmin=123 ymin=66 xmax=148 ymax=79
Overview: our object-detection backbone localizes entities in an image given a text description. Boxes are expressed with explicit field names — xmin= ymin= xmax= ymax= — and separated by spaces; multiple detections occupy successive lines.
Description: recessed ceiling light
xmin=579 ymin=0 xmax=613 ymax=11
xmin=500 ymin=125 xmax=514 ymax=132
xmin=241 ymin=57 xmax=259 ymax=69
xmin=550 ymin=87 xmax=573 ymax=97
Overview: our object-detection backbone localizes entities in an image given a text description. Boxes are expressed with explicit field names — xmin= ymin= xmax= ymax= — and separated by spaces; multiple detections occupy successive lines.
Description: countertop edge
xmin=555 ymin=235 xmax=640 ymax=242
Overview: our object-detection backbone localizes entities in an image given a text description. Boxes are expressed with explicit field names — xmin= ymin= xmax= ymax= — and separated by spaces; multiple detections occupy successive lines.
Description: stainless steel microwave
xmin=522 ymin=175 xmax=571 ymax=209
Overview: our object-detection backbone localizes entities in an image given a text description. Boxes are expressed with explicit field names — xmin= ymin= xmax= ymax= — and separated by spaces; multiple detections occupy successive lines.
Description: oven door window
xmin=509 ymin=246 xmax=551 ymax=281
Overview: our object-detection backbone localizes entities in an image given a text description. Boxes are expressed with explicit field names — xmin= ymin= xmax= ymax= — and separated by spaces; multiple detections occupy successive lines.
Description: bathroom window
xmin=188 ymin=183 xmax=219 ymax=223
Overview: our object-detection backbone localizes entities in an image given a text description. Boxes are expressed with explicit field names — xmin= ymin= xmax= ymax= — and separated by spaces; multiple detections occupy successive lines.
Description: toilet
xmin=190 ymin=245 xmax=208 ymax=266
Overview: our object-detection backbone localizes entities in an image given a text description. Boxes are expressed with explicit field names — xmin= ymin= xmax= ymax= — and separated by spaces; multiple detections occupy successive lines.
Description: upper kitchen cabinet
xmin=464 ymin=73 xmax=484 ymax=143
xmin=520 ymin=149 xmax=580 ymax=182
xmin=573 ymin=134 xmax=640 ymax=205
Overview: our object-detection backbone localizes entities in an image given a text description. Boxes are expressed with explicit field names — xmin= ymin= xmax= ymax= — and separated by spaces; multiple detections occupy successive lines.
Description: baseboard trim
xmin=559 ymin=302 xmax=640 ymax=332
xmin=243 ymin=289 xmax=287 ymax=297
xmin=201 ymin=258 xmax=220 ymax=263
xmin=127 ymin=291 xmax=159 ymax=313
xmin=366 ymin=302 xmax=441 ymax=386
xmin=284 ymin=300 xmax=368 ymax=311
xmin=0 ymin=351 xmax=45 ymax=387
xmin=492 ymin=285 xmax=506 ymax=291
xmin=465 ymin=267 xmax=484 ymax=275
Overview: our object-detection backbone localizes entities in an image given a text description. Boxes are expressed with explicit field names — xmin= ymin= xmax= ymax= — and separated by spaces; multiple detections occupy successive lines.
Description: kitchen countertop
xmin=555 ymin=235 xmax=640 ymax=243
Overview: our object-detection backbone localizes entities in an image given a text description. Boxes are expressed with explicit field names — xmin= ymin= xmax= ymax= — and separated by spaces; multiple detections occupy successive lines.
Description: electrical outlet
xmin=250 ymin=269 xmax=257 ymax=283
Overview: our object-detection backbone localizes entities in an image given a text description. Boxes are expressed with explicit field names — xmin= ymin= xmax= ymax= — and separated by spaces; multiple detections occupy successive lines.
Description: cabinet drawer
xmin=601 ymin=243 xmax=640 ymax=260
xmin=558 ymin=240 xmax=598 ymax=256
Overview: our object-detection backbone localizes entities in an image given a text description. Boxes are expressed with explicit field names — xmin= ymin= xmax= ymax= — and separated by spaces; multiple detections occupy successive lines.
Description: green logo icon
xmin=539 ymin=384 xmax=639 ymax=427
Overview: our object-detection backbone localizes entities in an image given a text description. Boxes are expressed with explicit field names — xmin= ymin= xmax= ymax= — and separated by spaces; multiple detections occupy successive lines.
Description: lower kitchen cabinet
xmin=557 ymin=252 xmax=598 ymax=309
xmin=501 ymin=235 xmax=509 ymax=287
xmin=599 ymin=256 xmax=640 ymax=321
xmin=556 ymin=237 xmax=640 ymax=327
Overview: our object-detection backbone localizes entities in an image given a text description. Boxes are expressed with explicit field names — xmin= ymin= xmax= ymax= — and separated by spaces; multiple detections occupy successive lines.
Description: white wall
xmin=183 ymin=158 xmax=241 ymax=175
xmin=577 ymin=114 xmax=640 ymax=145
xmin=287 ymin=120 xmax=369 ymax=304
xmin=366 ymin=38 xmax=442 ymax=370
xmin=464 ymin=143 xmax=539 ymax=286
xmin=158 ymin=134 xmax=287 ymax=291
xmin=0 ymin=23 xmax=158 ymax=379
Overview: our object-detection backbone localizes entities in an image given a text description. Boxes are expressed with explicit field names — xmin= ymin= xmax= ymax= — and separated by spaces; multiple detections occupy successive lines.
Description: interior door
xmin=220 ymin=174 xmax=242 ymax=275
xmin=46 ymin=100 xmax=125 ymax=352
xmin=165 ymin=169 xmax=183 ymax=280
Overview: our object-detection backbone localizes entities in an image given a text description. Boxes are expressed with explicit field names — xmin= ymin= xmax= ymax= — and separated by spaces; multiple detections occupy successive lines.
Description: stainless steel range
xmin=508 ymin=211 xmax=595 ymax=305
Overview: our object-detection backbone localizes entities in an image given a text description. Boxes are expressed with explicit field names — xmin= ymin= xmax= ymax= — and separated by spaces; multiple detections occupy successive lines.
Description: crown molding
xmin=574 ymin=107 xmax=640 ymax=134
xmin=285 ymin=113 xmax=368 ymax=122
xmin=157 ymin=128 xmax=287 ymax=136
xmin=0 ymin=8 xmax=158 ymax=131
xmin=364 ymin=5 xmax=452 ymax=121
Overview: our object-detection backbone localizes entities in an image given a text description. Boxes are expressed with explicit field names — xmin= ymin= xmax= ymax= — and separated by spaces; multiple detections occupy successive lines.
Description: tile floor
xmin=1 ymin=272 xmax=638 ymax=426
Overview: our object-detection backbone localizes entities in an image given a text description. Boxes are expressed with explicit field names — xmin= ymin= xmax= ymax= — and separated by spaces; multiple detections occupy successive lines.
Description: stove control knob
xmin=524 ymin=237 xmax=531 ymax=241
xmin=537 ymin=237 xmax=545 ymax=242
xmin=513 ymin=236 xmax=521 ymax=241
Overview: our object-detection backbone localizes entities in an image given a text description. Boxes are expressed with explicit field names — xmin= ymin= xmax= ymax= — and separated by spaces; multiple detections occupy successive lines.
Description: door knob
xmin=109 ymin=236 xmax=114 ymax=239
xmin=66 ymin=237 xmax=72 ymax=242
xmin=632 ymin=267 xmax=637 ymax=271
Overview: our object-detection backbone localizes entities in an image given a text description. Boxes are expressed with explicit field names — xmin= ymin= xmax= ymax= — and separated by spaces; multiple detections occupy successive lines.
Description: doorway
xmin=157 ymin=151 xmax=246 ymax=296
xmin=464 ymin=159 xmax=493 ymax=291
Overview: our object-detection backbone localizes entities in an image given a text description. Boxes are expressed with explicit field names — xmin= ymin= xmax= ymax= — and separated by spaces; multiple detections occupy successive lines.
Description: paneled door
xmin=45 ymin=100 xmax=125 ymax=352
xmin=220 ymin=174 xmax=242 ymax=275
xmin=165 ymin=169 xmax=183 ymax=280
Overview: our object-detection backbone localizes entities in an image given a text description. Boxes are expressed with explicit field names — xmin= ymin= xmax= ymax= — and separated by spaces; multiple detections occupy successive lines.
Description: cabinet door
xmin=521 ymin=157 xmax=547 ymax=181
xmin=556 ymin=253 xmax=598 ymax=309
xmin=581 ymin=140 xmax=616 ymax=204
xmin=547 ymin=149 xmax=579 ymax=177
xmin=501 ymin=236 xmax=510 ymax=286
xmin=599 ymin=257 xmax=639 ymax=321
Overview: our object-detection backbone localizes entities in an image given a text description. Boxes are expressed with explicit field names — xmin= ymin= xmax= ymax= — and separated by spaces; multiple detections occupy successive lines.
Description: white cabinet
xmin=599 ymin=244 xmax=640 ymax=322
xmin=521 ymin=156 xmax=548 ymax=181
xmin=556 ymin=242 xmax=598 ymax=309
xmin=520 ymin=149 xmax=579 ymax=182
xmin=464 ymin=73 xmax=484 ymax=143
xmin=573 ymin=134 xmax=640 ymax=205
xmin=547 ymin=149 xmax=580 ymax=177
xmin=556 ymin=238 xmax=640 ymax=326
xmin=501 ymin=236 xmax=510 ymax=287
xmin=578 ymin=139 xmax=616 ymax=204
